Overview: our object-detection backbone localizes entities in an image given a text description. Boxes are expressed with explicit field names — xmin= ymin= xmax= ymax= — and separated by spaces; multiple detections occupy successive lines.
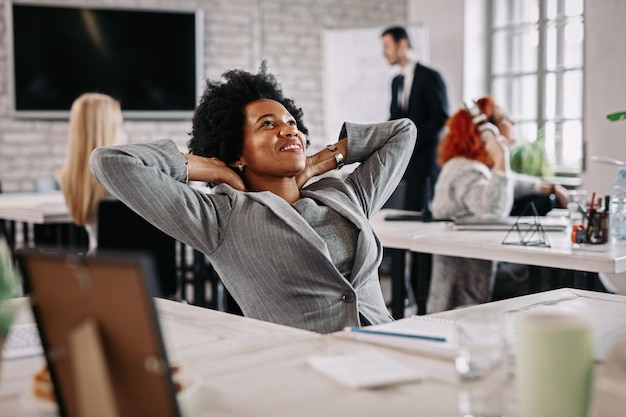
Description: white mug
xmin=516 ymin=311 xmax=593 ymax=417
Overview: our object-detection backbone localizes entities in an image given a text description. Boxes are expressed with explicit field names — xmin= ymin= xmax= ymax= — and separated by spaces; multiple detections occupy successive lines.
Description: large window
xmin=490 ymin=0 xmax=584 ymax=174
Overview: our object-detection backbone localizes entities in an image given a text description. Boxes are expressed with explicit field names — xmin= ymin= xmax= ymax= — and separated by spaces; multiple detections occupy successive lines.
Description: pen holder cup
xmin=571 ymin=209 xmax=610 ymax=244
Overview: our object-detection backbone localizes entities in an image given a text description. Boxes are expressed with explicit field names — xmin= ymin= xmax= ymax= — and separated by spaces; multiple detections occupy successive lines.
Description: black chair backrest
xmin=97 ymin=199 xmax=177 ymax=297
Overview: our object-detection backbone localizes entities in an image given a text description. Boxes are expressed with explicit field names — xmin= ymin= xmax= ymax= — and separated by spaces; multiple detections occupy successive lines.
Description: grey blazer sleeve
xmin=89 ymin=139 xmax=230 ymax=255
xmin=339 ymin=118 xmax=417 ymax=217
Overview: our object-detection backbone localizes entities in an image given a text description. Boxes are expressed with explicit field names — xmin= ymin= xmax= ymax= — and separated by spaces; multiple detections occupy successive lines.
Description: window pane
xmin=563 ymin=19 xmax=584 ymax=67
xmin=543 ymin=121 xmax=557 ymax=165
xmin=566 ymin=0 xmax=584 ymax=17
xmin=512 ymin=26 xmax=539 ymax=72
xmin=547 ymin=0 xmax=583 ymax=19
xmin=561 ymin=120 xmax=583 ymax=167
xmin=494 ymin=0 xmax=539 ymax=26
xmin=491 ymin=77 xmax=509 ymax=106
xmin=563 ymin=70 xmax=583 ymax=118
xmin=514 ymin=121 xmax=538 ymax=144
xmin=512 ymin=0 xmax=539 ymax=23
xmin=547 ymin=0 xmax=558 ymax=19
xmin=492 ymin=30 xmax=509 ymax=74
xmin=491 ymin=75 xmax=537 ymax=122
xmin=493 ymin=26 xmax=538 ymax=73
xmin=511 ymin=75 xmax=537 ymax=120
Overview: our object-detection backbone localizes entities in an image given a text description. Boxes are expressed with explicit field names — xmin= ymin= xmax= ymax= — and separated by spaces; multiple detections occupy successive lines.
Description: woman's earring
xmin=238 ymin=165 xmax=244 ymax=172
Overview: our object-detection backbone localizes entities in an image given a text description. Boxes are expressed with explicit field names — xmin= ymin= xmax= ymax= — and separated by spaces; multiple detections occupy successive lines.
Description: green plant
xmin=0 ymin=240 xmax=21 ymax=336
xmin=607 ymin=111 xmax=626 ymax=122
xmin=509 ymin=128 xmax=554 ymax=177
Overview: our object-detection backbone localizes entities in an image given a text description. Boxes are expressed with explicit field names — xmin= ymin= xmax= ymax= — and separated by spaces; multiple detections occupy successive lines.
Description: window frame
xmin=487 ymin=0 xmax=584 ymax=175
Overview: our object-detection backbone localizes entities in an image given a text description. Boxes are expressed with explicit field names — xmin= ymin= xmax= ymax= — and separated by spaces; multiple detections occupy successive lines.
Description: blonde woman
xmin=59 ymin=93 xmax=123 ymax=252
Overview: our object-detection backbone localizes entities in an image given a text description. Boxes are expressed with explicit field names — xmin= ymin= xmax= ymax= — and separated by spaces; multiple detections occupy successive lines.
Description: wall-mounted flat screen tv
xmin=8 ymin=2 xmax=203 ymax=119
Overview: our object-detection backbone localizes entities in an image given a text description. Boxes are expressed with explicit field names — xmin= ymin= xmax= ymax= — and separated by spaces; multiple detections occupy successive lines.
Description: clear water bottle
xmin=610 ymin=169 xmax=626 ymax=241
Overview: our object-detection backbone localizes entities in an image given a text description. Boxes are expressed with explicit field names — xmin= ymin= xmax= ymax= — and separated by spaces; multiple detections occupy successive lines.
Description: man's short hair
xmin=381 ymin=26 xmax=412 ymax=48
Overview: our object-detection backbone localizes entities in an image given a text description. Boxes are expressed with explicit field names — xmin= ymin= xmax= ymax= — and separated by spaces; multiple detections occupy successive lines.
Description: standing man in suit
xmin=381 ymin=26 xmax=449 ymax=212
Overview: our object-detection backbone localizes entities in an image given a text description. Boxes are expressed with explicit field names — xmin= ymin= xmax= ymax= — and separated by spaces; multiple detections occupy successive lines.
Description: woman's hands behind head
xmin=183 ymin=153 xmax=246 ymax=191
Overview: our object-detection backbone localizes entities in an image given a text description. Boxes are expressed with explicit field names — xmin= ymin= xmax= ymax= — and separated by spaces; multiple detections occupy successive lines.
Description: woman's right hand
xmin=183 ymin=153 xmax=246 ymax=191
xmin=483 ymin=134 xmax=510 ymax=172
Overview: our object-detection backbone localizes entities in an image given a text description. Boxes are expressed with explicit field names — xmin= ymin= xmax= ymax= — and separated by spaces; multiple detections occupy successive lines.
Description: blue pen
xmin=349 ymin=326 xmax=447 ymax=343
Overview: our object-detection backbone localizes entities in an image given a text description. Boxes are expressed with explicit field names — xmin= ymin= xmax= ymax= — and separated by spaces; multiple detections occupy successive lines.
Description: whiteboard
xmin=322 ymin=24 xmax=429 ymax=142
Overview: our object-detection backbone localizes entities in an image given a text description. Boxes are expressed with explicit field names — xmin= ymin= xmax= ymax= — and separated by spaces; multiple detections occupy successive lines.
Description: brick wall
xmin=0 ymin=0 xmax=406 ymax=191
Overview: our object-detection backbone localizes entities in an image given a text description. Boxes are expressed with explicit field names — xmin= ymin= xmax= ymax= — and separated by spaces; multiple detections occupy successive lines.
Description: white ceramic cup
xmin=516 ymin=312 xmax=593 ymax=417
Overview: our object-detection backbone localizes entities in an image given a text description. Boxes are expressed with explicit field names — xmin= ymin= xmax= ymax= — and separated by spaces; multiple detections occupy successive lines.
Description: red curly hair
xmin=437 ymin=96 xmax=496 ymax=168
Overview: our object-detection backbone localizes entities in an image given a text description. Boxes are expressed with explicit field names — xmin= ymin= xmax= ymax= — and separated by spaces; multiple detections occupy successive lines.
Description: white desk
xmin=2 ymin=289 xmax=624 ymax=416
xmin=0 ymin=297 xmax=321 ymax=417
xmin=371 ymin=209 xmax=626 ymax=317
xmin=0 ymin=192 xmax=71 ymax=224
xmin=410 ymin=223 xmax=626 ymax=275
xmin=0 ymin=191 xmax=78 ymax=258
xmin=371 ymin=209 xmax=626 ymax=275
xmin=0 ymin=297 xmax=459 ymax=417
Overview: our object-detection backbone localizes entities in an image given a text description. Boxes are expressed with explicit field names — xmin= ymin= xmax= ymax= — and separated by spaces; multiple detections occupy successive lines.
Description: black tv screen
xmin=9 ymin=3 xmax=203 ymax=119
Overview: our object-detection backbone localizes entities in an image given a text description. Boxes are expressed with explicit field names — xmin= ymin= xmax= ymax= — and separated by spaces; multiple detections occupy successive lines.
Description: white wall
xmin=0 ymin=0 xmax=407 ymax=192
xmin=580 ymin=0 xmax=626 ymax=197
xmin=408 ymin=0 xmax=465 ymax=110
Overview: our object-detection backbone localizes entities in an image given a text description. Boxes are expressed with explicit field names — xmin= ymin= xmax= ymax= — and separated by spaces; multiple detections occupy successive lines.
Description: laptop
xmin=17 ymin=247 xmax=181 ymax=417
xmin=452 ymin=215 xmax=569 ymax=231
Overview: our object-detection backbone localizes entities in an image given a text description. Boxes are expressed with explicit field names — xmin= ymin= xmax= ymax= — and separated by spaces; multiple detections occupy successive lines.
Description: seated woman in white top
xmin=59 ymin=93 xmax=123 ymax=253
xmin=427 ymin=96 xmax=568 ymax=313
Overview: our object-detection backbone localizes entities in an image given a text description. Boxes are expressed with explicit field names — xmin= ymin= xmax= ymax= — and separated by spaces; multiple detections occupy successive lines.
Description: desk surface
xmin=371 ymin=209 xmax=626 ymax=275
xmin=2 ymin=289 xmax=625 ymax=417
xmin=0 ymin=191 xmax=71 ymax=224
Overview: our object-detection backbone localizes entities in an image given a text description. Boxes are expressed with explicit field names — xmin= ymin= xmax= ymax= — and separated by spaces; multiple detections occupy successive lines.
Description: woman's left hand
xmin=295 ymin=139 xmax=348 ymax=189
xmin=295 ymin=155 xmax=317 ymax=188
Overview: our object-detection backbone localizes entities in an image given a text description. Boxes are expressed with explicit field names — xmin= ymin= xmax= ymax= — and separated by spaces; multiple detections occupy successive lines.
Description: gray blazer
xmin=90 ymin=119 xmax=416 ymax=333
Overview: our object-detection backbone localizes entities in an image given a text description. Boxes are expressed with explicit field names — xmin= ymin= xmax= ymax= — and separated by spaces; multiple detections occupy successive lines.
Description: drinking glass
xmin=455 ymin=313 xmax=507 ymax=417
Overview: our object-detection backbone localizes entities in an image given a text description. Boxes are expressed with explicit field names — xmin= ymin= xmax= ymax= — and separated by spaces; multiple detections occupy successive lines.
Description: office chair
xmin=97 ymin=199 xmax=178 ymax=298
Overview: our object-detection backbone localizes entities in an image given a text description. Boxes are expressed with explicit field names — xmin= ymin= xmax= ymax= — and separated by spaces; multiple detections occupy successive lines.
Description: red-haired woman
xmin=427 ymin=96 xmax=567 ymax=313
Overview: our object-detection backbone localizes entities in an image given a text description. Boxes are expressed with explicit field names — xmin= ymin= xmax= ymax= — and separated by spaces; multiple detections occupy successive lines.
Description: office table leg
xmin=411 ymin=252 xmax=432 ymax=316
xmin=389 ymin=248 xmax=407 ymax=319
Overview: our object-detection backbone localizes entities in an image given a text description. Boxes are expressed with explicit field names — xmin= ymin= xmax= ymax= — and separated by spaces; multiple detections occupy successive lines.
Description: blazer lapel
xmin=216 ymin=184 xmax=374 ymax=279
xmin=243 ymin=190 xmax=331 ymax=257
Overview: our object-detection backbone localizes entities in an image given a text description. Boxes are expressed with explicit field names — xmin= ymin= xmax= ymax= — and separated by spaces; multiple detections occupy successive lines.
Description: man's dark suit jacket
xmin=390 ymin=62 xmax=449 ymax=212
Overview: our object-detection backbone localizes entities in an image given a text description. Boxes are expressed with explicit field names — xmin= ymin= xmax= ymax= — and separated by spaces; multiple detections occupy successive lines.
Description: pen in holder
xmin=574 ymin=193 xmax=610 ymax=244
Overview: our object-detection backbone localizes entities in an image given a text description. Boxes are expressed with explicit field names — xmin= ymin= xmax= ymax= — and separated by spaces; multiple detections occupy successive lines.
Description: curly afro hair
xmin=437 ymin=96 xmax=496 ymax=168
xmin=188 ymin=61 xmax=309 ymax=164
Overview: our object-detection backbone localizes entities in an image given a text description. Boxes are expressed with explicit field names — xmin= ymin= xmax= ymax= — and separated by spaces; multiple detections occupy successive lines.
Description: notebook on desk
xmin=452 ymin=215 xmax=569 ymax=231
xmin=17 ymin=247 xmax=181 ymax=417
xmin=342 ymin=316 xmax=458 ymax=360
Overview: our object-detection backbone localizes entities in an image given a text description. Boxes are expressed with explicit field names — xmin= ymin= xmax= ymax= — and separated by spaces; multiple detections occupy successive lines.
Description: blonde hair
xmin=60 ymin=93 xmax=122 ymax=226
